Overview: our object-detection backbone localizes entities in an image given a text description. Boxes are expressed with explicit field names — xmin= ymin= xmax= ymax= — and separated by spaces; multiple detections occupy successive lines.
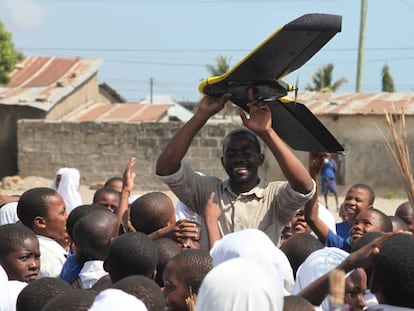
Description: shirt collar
xmin=222 ymin=178 xmax=268 ymax=198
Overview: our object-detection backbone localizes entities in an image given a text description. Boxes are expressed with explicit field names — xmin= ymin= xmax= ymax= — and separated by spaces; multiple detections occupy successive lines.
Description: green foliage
xmin=305 ymin=63 xmax=347 ymax=92
xmin=206 ymin=55 xmax=231 ymax=76
xmin=0 ymin=21 xmax=24 ymax=84
xmin=381 ymin=64 xmax=396 ymax=93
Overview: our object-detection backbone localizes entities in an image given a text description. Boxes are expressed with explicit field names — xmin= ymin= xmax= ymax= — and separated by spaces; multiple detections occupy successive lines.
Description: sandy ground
xmin=0 ymin=176 xmax=407 ymax=221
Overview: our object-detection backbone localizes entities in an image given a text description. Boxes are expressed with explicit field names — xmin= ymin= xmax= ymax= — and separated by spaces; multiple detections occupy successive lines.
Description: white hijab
xmin=195 ymin=257 xmax=283 ymax=311
xmin=210 ymin=228 xmax=294 ymax=294
xmin=89 ymin=289 xmax=148 ymax=311
xmin=51 ymin=167 xmax=83 ymax=214
xmin=292 ymin=247 xmax=349 ymax=311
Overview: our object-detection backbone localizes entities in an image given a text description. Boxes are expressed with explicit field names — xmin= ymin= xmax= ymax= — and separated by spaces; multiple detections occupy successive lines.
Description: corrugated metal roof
xmin=66 ymin=103 xmax=172 ymax=122
xmin=0 ymin=56 xmax=103 ymax=111
xmin=296 ymin=92 xmax=414 ymax=115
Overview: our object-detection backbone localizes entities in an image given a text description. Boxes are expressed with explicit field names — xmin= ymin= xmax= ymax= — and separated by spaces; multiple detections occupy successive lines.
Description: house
xmin=0 ymin=56 xmax=121 ymax=178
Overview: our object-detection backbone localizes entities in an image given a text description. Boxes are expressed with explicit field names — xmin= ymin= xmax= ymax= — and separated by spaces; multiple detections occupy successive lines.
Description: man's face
xmin=43 ymin=194 xmax=68 ymax=242
xmin=0 ymin=237 xmax=40 ymax=283
xmin=221 ymin=135 xmax=263 ymax=187
xmin=349 ymin=209 xmax=383 ymax=245
xmin=163 ymin=261 xmax=190 ymax=311
xmin=343 ymin=187 xmax=372 ymax=224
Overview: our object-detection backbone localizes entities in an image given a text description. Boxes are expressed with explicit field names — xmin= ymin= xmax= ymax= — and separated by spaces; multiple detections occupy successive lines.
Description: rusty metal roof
xmin=65 ymin=102 xmax=172 ymax=122
xmin=296 ymin=92 xmax=414 ymax=115
xmin=0 ymin=56 xmax=103 ymax=111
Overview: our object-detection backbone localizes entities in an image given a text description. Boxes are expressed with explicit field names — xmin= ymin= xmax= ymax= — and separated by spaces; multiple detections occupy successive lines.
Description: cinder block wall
xmin=17 ymin=120 xmax=289 ymax=191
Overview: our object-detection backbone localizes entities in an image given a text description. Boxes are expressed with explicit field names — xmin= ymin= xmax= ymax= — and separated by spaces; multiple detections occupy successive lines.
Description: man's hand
xmin=197 ymin=93 xmax=231 ymax=118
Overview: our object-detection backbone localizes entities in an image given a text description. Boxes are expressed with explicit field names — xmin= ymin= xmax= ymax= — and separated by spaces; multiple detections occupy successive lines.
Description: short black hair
xmin=42 ymin=289 xmax=96 ymax=311
xmin=223 ymin=129 xmax=261 ymax=153
xmin=153 ymin=238 xmax=182 ymax=287
xmin=73 ymin=209 xmax=119 ymax=260
xmin=368 ymin=208 xmax=393 ymax=233
xmin=16 ymin=277 xmax=72 ymax=311
xmin=129 ymin=192 xmax=174 ymax=234
xmin=0 ymin=224 xmax=37 ymax=256
xmin=66 ymin=204 xmax=108 ymax=239
xmin=280 ymin=233 xmax=324 ymax=278
xmin=389 ymin=215 xmax=409 ymax=232
xmin=104 ymin=176 xmax=123 ymax=188
xmin=105 ymin=232 xmax=158 ymax=282
xmin=166 ymin=249 xmax=213 ymax=294
xmin=112 ymin=275 xmax=165 ymax=311
xmin=92 ymin=187 xmax=121 ymax=204
xmin=17 ymin=187 xmax=59 ymax=229
xmin=372 ymin=234 xmax=414 ymax=307
xmin=283 ymin=295 xmax=315 ymax=311
xmin=350 ymin=183 xmax=376 ymax=205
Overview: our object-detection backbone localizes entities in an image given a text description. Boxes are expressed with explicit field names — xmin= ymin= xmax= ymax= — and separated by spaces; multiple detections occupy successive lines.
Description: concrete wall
xmin=0 ymin=106 xmax=45 ymax=178
xmin=17 ymin=115 xmax=412 ymax=194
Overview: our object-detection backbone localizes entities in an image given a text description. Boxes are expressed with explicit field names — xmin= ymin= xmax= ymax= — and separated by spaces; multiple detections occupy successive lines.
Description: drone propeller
xmin=293 ymin=75 xmax=299 ymax=104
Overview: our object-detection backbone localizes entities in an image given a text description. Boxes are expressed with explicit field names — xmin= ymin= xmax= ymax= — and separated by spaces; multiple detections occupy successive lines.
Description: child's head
xmin=104 ymin=177 xmax=123 ymax=193
xmin=66 ymin=204 xmax=108 ymax=241
xmin=283 ymin=295 xmax=315 ymax=311
xmin=72 ymin=209 xmax=119 ymax=261
xmin=349 ymin=208 xmax=393 ymax=245
xmin=153 ymin=238 xmax=182 ymax=287
xmin=93 ymin=187 xmax=121 ymax=213
xmin=16 ymin=277 xmax=72 ymax=311
xmin=17 ymin=187 xmax=68 ymax=246
xmin=370 ymin=234 xmax=414 ymax=308
xmin=129 ymin=192 xmax=176 ymax=234
xmin=163 ymin=249 xmax=212 ymax=311
xmin=344 ymin=268 xmax=367 ymax=311
xmin=389 ymin=215 xmax=409 ymax=232
xmin=42 ymin=289 xmax=96 ymax=311
xmin=343 ymin=184 xmax=375 ymax=224
xmin=394 ymin=201 xmax=414 ymax=233
xmin=112 ymin=275 xmax=165 ymax=311
xmin=290 ymin=208 xmax=312 ymax=235
xmin=0 ymin=224 xmax=40 ymax=282
xmin=104 ymin=232 xmax=158 ymax=282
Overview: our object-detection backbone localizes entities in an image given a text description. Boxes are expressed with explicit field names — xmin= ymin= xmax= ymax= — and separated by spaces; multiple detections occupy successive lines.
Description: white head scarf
xmin=0 ymin=202 xmax=19 ymax=225
xmin=210 ymin=228 xmax=294 ymax=294
xmin=0 ymin=265 xmax=12 ymax=311
xmin=292 ymin=247 xmax=349 ymax=311
xmin=52 ymin=167 xmax=83 ymax=214
xmin=195 ymin=257 xmax=284 ymax=311
xmin=89 ymin=288 xmax=148 ymax=311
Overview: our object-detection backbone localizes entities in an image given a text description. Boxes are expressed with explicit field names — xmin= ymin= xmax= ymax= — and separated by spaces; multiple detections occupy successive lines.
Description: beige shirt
xmin=158 ymin=162 xmax=315 ymax=247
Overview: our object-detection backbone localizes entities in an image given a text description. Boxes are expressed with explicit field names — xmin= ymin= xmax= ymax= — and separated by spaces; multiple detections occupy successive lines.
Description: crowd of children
xmin=1 ymin=91 xmax=414 ymax=311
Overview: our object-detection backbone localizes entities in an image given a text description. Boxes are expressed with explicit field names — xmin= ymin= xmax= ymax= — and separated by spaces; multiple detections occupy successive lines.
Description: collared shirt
xmin=37 ymin=235 xmax=68 ymax=278
xmin=158 ymin=162 xmax=315 ymax=248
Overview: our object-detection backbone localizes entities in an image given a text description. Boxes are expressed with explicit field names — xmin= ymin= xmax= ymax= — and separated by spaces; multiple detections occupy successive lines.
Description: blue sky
xmin=1 ymin=0 xmax=413 ymax=102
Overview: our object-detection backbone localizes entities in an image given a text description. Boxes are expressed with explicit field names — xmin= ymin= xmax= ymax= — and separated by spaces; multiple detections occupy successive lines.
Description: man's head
xmin=129 ymin=192 xmax=176 ymax=234
xmin=349 ymin=208 xmax=393 ymax=245
xmin=221 ymin=129 xmax=264 ymax=192
xmin=394 ymin=201 xmax=414 ymax=233
xmin=343 ymin=184 xmax=375 ymax=225
xmin=370 ymin=234 xmax=414 ymax=308
xmin=0 ymin=224 xmax=40 ymax=283
xmin=17 ymin=187 xmax=68 ymax=245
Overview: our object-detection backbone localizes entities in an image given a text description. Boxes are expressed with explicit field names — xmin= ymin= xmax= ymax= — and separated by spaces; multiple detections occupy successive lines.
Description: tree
xmin=381 ymin=64 xmax=395 ymax=93
xmin=305 ymin=63 xmax=347 ymax=92
xmin=0 ymin=21 xmax=24 ymax=84
xmin=206 ymin=55 xmax=234 ymax=119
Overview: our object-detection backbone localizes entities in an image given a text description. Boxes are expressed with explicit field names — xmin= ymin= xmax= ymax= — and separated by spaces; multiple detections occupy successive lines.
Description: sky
xmin=0 ymin=0 xmax=414 ymax=103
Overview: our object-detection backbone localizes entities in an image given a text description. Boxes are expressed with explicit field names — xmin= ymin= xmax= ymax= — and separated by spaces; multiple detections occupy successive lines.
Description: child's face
xmin=344 ymin=269 xmax=367 ymax=311
xmin=343 ymin=187 xmax=372 ymax=223
xmin=0 ymin=237 xmax=40 ymax=282
xmin=43 ymin=194 xmax=68 ymax=243
xmin=349 ymin=210 xmax=383 ymax=245
xmin=291 ymin=208 xmax=312 ymax=234
xmin=96 ymin=193 xmax=120 ymax=213
xmin=163 ymin=261 xmax=190 ymax=311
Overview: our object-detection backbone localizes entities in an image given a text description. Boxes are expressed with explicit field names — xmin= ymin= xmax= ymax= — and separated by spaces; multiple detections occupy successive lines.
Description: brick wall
xmin=17 ymin=120 xmax=289 ymax=191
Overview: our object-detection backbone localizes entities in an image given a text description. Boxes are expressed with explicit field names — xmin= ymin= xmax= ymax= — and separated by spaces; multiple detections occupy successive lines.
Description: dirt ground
xmin=0 ymin=176 xmax=407 ymax=221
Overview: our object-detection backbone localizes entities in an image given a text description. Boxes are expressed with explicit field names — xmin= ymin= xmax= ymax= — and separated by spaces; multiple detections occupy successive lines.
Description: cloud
xmin=3 ymin=0 xmax=46 ymax=29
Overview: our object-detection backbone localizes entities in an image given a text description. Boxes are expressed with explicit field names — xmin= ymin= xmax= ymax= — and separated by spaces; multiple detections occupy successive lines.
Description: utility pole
xmin=356 ymin=0 xmax=368 ymax=92
xmin=149 ymin=77 xmax=153 ymax=104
